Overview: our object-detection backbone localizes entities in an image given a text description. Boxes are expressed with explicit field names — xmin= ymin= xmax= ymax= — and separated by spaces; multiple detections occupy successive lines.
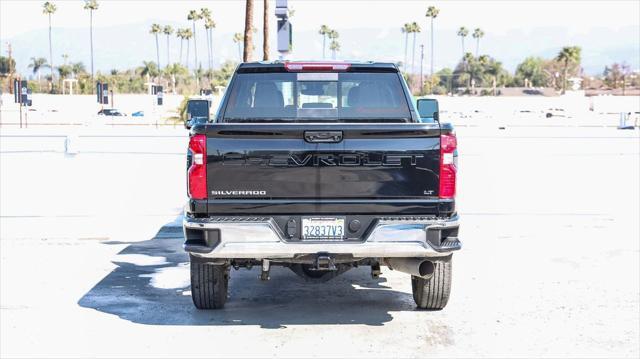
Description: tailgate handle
xmin=304 ymin=131 xmax=343 ymax=143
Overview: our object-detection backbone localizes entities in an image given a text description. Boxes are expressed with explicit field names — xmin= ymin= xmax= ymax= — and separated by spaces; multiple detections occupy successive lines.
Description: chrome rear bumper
xmin=184 ymin=215 xmax=460 ymax=259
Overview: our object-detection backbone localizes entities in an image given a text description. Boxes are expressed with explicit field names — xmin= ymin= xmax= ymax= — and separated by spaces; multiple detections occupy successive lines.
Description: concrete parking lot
xmin=1 ymin=124 xmax=638 ymax=358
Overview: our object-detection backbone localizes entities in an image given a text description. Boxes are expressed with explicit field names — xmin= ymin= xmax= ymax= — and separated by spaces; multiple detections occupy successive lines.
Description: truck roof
xmin=237 ymin=61 xmax=399 ymax=73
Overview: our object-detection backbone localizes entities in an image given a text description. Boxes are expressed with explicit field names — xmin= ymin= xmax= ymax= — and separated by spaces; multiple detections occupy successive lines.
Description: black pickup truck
xmin=184 ymin=61 xmax=460 ymax=310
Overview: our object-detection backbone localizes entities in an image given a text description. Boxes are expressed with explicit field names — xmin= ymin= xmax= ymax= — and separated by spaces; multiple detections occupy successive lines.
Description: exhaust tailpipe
xmin=385 ymin=258 xmax=435 ymax=279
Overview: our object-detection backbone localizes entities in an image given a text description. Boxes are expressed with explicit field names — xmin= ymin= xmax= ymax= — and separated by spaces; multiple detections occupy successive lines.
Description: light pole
xmin=275 ymin=0 xmax=292 ymax=60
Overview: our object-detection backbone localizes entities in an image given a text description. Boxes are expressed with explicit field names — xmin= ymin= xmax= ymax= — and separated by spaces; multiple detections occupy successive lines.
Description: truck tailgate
xmin=202 ymin=124 xmax=441 ymax=207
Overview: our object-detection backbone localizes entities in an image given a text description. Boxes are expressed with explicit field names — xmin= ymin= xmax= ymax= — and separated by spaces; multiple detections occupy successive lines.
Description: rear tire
xmin=411 ymin=256 xmax=452 ymax=310
xmin=190 ymin=259 xmax=229 ymax=309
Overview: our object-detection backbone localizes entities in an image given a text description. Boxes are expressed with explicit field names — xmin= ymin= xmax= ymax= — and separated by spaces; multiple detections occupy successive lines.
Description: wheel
xmin=411 ymin=256 xmax=452 ymax=310
xmin=190 ymin=258 xmax=229 ymax=309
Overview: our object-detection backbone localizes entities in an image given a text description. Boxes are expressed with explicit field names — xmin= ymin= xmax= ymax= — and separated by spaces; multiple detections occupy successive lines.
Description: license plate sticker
xmin=301 ymin=217 xmax=345 ymax=240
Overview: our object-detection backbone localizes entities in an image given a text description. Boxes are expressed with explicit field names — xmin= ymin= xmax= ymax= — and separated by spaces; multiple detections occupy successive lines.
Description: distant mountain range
xmin=2 ymin=20 xmax=638 ymax=77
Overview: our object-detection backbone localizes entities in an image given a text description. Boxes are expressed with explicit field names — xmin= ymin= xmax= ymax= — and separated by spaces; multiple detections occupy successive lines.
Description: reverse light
xmin=284 ymin=62 xmax=351 ymax=72
xmin=439 ymin=133 xmax=457 ymax=199
xmin=188 ymin=134 xmax=207 ymax=200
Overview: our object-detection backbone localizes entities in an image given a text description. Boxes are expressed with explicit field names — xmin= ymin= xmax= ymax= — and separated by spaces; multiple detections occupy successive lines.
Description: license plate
xmin=301 ymin=217 xmax=345 ymax=240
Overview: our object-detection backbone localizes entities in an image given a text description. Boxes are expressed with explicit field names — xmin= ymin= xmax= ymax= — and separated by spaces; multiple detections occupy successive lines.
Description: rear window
xmin=222 ymin=72 xmax=411 ymax=122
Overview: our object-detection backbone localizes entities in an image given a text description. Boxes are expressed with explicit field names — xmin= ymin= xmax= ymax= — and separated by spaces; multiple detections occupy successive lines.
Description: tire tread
xmin=411 ymin=256 xmax=452 ymax=310
xmin=190 ymin=259 xmax=228 ymax=309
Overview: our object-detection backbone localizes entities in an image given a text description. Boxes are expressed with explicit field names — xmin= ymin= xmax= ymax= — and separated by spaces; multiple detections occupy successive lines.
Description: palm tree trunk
xmin=209 ymin=29 xmax=213 ymax=70
xmin=186 ymin=39 xmax=190 ymax=69
xmin=209 ymin=28 xmax=214 ymax=69
xmin=155 ymin=34 xmax=160 ymax=70
xmin=192 ymin=21 xmax=198 ymax=70
xmin=211 ymin=29 xmax=215 ymax=71
xmin=48 ymin=14 xmax=54 ymax=93
xmin=475 ymin=38 xmax=479 ymax=57
xmin=461 ymin=37 xmax=464 ymax=58
xmin=411 ymin=32 xmax=416 ymax=74
xmin=263 ymin=0 xmax=269 ymax=61
xmin=430 ymin=18 xmax=434 ymax=76
xmin=403 ymin=33 xmax=408 ymax=72
xmin=89 ymin=10 xmax=94 ymax=89
xmin=205 ymin=27 xmax=211 ymax=71
xmin=243 ymin=0 xmax=255 ymax=62
xmin=166 ymin=35 xmax=170 ymax=67
xmin=179 ymin=39 xmax=183 ymax=65
xmin=322 ymin=35 xmax=326 ymax=59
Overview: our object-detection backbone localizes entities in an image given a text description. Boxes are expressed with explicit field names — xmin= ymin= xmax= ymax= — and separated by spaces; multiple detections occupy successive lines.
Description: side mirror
xmin=185 ymin=112 xmax=192 ymax=129
xmin=417 ymin=98 xmax=439 ymax=121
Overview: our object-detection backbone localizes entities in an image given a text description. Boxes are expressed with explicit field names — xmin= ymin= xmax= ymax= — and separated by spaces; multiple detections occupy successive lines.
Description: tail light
xmin=439 ymin=133 xmax=457 ymax=199
xmin=188 ymin=134 xmax=207 ymax=199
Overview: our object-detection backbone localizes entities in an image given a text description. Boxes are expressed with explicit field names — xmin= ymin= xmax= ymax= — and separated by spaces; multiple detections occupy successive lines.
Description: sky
xmin=1 ymin=0 xmax=639 ymax=75
xmin=2 ymin=0 xmax=639 ymax=38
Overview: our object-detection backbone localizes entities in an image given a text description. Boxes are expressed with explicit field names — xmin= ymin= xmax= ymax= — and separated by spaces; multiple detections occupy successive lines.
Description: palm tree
xmin=150 ymin=24 xmax=162 ymax=70
xmin=201 ymin=9 xmax=215 ymax=71
xmin=472 ymin=28 xmax=484 ymax=57
xmin=205 ymin=18 xmax=216 ymax=69
xmin=176 ymin=29 xmax=185 ymax=65
xmin=463 ymin=52 xmax=474 ymax=89
xmin=140 ymin=60 xmax=159 ymax=79
xmin=243 ymin=0 xmax=255 ymax=62
xmin=328 ymin=30 xmax=339 ymax=59
xmin=425 ymin=6 xmax=439 ymax=76
xmin=193 ymin=67 xmax=205 ymax=84
xmin=83 ymin=0 xmax=99 ymax=87
xmin=410 ymin=22 xmax=421 ymax=74
xmin=164 ymin=63 xmax=188 ymax=93
xmin=262 ymin=0 xmax=269 ymax=61
xmin=401 ymin=23 xmax=411 ymax=72
xmin=28 ymin=57 xmax=48 ymax=90
xmin=183 ymin=29 xmax=193 ymax=68
xmin=457 ymin=27 xmax=468 ymax=58
xmin=478 ymin=55 xmax=489 ymax=66
xmin=57 ymin=64 xmax=72 ymax=80
xmin=163 ymin=25 xmax=173 ymax=68
xmin=329 ymin=40 xmax=340 ymax=60
xmin=233 ymin=33 xmax=244 ymax=61
xmin=42 ymin=1 xmax=57 ymax=92
xmin=71 ymin=62 xmax=86 ymax=78
xmin=319 ymin=25 xmax=330 ymax=59
xmin=200 ymin=8 xmax=212 ymax=70
xmin=188 ymin=9 xmax=201 ymax=69
xmin=555 ymin=46 xmax=581 ymax=94
xmin=28 ymin=57 xmax=48 ymax=78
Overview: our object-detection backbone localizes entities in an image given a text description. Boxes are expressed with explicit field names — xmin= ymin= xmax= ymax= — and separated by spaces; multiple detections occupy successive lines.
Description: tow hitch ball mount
xmin=315 ymin=253 xmax=336 ymax=271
